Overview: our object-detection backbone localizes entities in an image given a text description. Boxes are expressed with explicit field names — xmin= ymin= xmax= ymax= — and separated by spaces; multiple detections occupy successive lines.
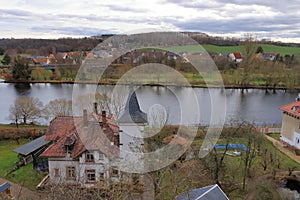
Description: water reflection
xmin=14 ymin=83 xmax=31 ymax=95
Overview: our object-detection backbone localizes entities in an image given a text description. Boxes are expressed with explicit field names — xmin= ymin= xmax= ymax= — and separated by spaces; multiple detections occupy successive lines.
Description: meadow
xmin=163 ymin=44 xmax=300 ymax=56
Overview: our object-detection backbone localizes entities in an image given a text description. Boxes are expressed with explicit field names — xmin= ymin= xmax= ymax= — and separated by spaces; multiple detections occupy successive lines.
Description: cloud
xmin=0 ymin=1 xmax=299 ymax=42
xmin=30 ymin=26 xmax=113 ymax=36
xmin=105 ymin=4 xmax=147 ymax=13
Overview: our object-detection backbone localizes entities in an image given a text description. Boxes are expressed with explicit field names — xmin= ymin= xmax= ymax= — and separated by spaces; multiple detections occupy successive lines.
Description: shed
xmin=13 ymin=135 xmax=51 ymax=167
xmin=175 ymin=184 xmax=229 ymax=200
xmin=0 ymin=182 xmax=12 ymax=199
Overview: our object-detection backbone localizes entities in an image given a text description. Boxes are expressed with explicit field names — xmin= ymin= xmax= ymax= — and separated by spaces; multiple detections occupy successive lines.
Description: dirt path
xmin=265 ymin=135 xmax=300 ymax=165
xmin=0 ymin=178 xmax=46 ymax=200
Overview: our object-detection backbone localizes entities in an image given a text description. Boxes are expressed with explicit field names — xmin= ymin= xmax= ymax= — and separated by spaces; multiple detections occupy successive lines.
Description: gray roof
xmin=0 ymin=182 xmax=11 ymax=194
xmin=175 ymin=184 xmax=229 ymax=200
xmin=13 ymin=135 xmax=50 ymax=156
xmin=117 ymin=86 xmax=147 ymax=124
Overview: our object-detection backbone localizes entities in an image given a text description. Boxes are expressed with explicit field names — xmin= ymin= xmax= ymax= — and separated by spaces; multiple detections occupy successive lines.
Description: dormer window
xmin=292 ymin=106 xmax=299 ymax=111
xmin=86 ymin=152 xmax=94 ymax=163
xmin=64 ymin=135 xmax=76 ymax=154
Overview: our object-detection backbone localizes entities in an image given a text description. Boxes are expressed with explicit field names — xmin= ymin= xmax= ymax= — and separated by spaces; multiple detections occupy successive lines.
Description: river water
xmin=0 ymin=82 xmax=298 ymax=126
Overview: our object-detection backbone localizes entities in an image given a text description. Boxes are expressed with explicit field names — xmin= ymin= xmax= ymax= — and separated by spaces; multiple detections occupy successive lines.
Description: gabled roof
xmin=32 ymin=57 xmax=49 ymax=64
xmin=45 ymin=116 xmax=79 ymax=141
xmin=0 ymin=182 xmax=11 ymax=194
xmin=40 ymin=113 xmax=120 ymax=159
xmin=40 ymin=131 xmax=85 ymax=158
xmin=117 ymin=86 xmax=147 ymax=124
xmin=13 ymin=135 xmax=50 ymax=156
xmin=280 ymin=101 xmax=300 ymax=118
xmin=232 ymin=52 xmax=242 ymax=59
xmin=175 ymin=184 xmax=229 ymax=200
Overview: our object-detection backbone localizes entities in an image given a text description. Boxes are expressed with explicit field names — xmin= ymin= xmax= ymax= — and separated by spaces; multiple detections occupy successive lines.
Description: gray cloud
xmin=105 ymin=4 xmax=147 ymax=13
xmin=0 ymin=8 xmax=32 ymax=17
xmin=30 ymin=26 xmax=115 ymax=36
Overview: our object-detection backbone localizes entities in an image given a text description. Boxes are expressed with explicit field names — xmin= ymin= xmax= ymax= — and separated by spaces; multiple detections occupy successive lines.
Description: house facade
xmin=40 ymin=87 xmax=147 ymax=187
xmin=280 ymin=100 xmax=300 ymax=149
xmin=40 ymin=107 xmax=121 ymax=187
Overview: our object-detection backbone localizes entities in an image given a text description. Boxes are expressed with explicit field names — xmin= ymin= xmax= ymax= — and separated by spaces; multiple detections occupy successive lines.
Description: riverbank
xmin=4 ymin=79 xmax=300 ymax=91
xmin=0 ymin=124 xmax=47 ymax=140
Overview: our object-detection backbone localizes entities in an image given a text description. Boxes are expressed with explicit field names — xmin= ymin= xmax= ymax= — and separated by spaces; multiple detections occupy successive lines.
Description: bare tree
xmin=8 ymin=104 xmax=22 ymax=127
xmin=9 ymin=97 xmax=43 ymax=124
xmin=239 ymin=34 xmax=258 ymax=93
xmin=44 ymin=98 xmax=72 ymax=118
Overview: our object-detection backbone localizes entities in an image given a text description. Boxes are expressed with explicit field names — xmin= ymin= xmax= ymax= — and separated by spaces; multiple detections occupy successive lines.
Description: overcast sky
xmin=1 ymin=0 xmax=300 ymax=42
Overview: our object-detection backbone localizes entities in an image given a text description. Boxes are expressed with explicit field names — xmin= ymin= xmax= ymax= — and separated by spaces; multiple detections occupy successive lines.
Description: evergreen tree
xmin=1 ymin=54 xmax=11 ymax=65
xmin=12 ymin=56 xmax=30 ymax=80
xmin=256 ymin=46 xmax=264 ymax=54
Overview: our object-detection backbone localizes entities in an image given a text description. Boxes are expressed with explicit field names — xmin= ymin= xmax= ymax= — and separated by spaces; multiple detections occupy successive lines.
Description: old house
xmin=39 ymin=107 xmax=120 ymax=187
xmin=40 ymin=87 xmax=147 ymax=187
xmin=279 ymin=99 xmax=300 ymax=149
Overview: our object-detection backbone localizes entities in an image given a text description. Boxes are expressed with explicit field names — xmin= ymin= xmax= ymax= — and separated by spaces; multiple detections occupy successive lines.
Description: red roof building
xmin=279 ymin=100 xmax=300 ymax=149
xmin=39 ymin=103 xmax=121 ymax=186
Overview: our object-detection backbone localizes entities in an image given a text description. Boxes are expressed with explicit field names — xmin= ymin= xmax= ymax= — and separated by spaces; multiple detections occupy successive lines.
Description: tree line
xmin=8 ymin=88 xmax=127 ymax=127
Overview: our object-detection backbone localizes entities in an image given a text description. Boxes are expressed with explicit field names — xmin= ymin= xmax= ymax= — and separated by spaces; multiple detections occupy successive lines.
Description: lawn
xmin=0 ymin=139 xmax=46 ymax=190
xmin=268 ymin=133 xmax=281 ymax=140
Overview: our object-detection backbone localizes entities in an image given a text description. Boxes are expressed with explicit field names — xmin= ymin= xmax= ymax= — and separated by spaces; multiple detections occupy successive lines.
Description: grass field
xmin=163 ymin=44 xmax=300 ymax=56
xmin=0 ymin=139 xmax=46 ymax=190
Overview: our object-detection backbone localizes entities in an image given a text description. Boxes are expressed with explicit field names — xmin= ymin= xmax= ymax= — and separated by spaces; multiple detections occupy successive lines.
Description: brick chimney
xmin=83 ymin=109 xmax=88 ymax=126
xmin=93 ymin=102 xmax=98 ymax=115
xmin=102 ymin=110 xmax=106 ymax=128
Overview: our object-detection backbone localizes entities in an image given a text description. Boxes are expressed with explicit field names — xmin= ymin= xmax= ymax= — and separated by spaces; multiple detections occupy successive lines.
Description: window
xmin=99 ymin=172 xmax=105 ymax=180
xmin=86 ymin=169 xmax=96 ymax=182
xmin=54 ymin=168 xmax=60 ymax=177
xmin=111 ymin=167 xmax=119 ymax=177
xmin=66 ymin=166 xmax=76 ymax=180
xmin=99 ymin=153 xmax=104 ymax=160
xmin=86 ymin=152 xmax=94 ymax=162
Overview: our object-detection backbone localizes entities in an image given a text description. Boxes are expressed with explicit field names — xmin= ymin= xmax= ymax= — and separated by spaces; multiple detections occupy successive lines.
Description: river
xmin=0 ymin=82 xmax=298 ymax=126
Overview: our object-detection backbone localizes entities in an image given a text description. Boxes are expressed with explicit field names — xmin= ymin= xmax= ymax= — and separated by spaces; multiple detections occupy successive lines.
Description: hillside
xmin=1 ymin=32 xmax=300 ymax=57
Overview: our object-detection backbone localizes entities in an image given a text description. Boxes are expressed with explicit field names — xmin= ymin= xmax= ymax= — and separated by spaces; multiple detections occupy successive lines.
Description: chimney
xmin=102 ymin=110 xmax=106 ymax=128
xmin=93 ymin=102 xmax=98 ymax=115
xmin=83 ymin=109 xmax=88 ymax=126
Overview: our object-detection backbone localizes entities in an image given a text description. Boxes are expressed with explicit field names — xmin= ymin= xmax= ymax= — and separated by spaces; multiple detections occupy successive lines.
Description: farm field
xmin=162 ymin=44 xmax=300 ymax=56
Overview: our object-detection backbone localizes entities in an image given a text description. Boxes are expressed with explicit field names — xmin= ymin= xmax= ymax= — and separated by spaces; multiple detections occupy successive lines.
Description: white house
xmin=280 ymin=99 xmax=300 ymax=150
xmin=228 ymin=52 xmax=243 ymax=63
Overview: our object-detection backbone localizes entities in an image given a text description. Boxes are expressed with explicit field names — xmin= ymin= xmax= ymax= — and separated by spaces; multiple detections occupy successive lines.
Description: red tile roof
xmin=32 ymin=57 xmax=49 ymax=64
xmin=280 ymin=101 xmax=300 ymax=118
xmin=233 ymin=52 xmax=242 ymax=59
xmin=40 ymin=112 xmax=120 ymax=159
